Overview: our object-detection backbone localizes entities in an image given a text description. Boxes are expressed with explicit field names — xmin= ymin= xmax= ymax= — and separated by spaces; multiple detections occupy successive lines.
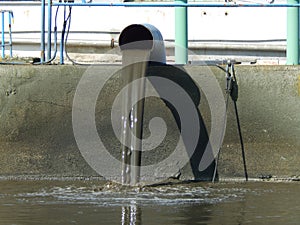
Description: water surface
xmin=0 ymin=180 xmax=299 ymax=225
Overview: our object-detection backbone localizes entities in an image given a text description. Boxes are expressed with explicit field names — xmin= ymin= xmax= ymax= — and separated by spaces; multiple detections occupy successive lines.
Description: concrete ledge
xmin=0 ymin=64 xmax=299 ymax=181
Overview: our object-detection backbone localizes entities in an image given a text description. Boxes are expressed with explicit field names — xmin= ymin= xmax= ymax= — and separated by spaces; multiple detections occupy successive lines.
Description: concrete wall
xmin=0 ymin=64 xmax=299 ymax=181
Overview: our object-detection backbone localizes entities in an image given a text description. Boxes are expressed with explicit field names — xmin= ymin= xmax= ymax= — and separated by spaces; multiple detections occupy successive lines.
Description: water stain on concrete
xmin=0 ymin=65 xmax=299 ymax=181
xmin=298 ymin=74 xmax=300 ymax=96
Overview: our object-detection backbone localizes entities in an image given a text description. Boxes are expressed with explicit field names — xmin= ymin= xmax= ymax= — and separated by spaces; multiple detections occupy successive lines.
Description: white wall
xmin=0 ymin=2 xmax=287 ymax=61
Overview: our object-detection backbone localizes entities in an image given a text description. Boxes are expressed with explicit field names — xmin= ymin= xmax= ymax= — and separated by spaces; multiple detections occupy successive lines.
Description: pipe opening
xmin=119 ymin=24 xmax=153 ymax=50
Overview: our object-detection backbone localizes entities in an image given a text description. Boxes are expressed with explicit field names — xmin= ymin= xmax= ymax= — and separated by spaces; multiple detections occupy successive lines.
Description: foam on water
xmin=13 ymin=181 xmax=248 ymax=207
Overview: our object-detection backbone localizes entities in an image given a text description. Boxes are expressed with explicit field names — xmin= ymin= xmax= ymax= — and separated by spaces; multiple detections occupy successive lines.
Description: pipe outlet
xmin=119 ymin=23 xmax=166 ymax=64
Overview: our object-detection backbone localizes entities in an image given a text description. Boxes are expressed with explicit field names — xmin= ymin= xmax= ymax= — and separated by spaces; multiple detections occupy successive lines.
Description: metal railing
xmin=52 ymin=2 xmax=300 ymax=7
xmin=0 ymin=10 xmax=14 ymax=59
xmin=40 ymin=1 xmax=300 ymax=64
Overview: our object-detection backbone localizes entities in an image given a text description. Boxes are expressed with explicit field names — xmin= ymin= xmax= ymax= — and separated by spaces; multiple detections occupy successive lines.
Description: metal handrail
xmin=52 ymin=2 xmax=300 ymax=7
xmin=0 ymin=10 xmax=14 ymax=59
xmin=41 ymin=1 xmax=300 ymax=64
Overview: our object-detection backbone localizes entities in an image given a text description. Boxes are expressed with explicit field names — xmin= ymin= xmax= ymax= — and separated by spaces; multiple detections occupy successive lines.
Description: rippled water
xmin=0 ymin=180 xmax=299 ymax=225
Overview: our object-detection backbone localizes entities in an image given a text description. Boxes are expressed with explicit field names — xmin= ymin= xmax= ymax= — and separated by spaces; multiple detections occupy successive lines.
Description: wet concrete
xmin=0 ymin=64 xmax=299 ymax=181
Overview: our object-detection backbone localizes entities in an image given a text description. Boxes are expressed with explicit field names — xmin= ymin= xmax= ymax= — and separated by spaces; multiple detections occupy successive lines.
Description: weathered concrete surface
xmin=212 ymin=65 xmax=300 ymax=179
xmin=0 ymin=64 xmax=299 ymax=181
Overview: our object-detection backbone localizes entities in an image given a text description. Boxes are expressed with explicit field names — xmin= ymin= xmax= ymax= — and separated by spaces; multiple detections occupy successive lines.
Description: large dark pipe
xmin=119 ymin=24 xmax=166 ymax=185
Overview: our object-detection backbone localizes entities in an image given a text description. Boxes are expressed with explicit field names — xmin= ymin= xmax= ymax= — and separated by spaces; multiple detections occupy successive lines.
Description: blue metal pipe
xmin=47 ymin=0 xmax=52 ymax=61
xmin=60 ymin=6 xmax=66 ymax=65
xmin=1 ymin=12 xmax=5 ymax=58
xmin=41 ymin=0 xmax=46 ymax=63
xmin=8 ymin=11 xmax=13 ymax=57
xmin=52 ymin=2 xmax=300 ymax=7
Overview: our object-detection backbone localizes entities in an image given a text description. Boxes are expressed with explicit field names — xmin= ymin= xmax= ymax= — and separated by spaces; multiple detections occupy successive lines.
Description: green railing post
xmin=287 ymin=0 xmax=299 ymax=65
xmin=175 ymin=0 xmax=188 ymax=64
xmin=1 ymin=11 xmax=5 ymax=59
xmin=41 ymin=0 xmax=46 ymax=63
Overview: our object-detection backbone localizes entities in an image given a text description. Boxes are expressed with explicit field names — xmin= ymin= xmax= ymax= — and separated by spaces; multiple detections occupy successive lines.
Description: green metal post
xmin=175 ymin=0 xmax=188 ymax=64
xmin=287 ymin=0 xmax=299 ymax=65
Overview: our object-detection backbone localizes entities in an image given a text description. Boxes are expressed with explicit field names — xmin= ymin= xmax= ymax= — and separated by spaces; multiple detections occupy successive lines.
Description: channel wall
xmin=0 ymin=64 xmax=299 ymax=182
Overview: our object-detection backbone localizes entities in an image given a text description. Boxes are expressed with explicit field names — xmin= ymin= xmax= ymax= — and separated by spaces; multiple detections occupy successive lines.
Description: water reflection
xmin=121 ymin=202 xmax=142 ymax=225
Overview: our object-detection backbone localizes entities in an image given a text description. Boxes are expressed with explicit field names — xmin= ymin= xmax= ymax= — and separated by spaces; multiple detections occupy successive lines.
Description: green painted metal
xmin=287 ymin=0 xmax=299 ymax=65
xmin=175 ymin=0 xmax=188 ymax=64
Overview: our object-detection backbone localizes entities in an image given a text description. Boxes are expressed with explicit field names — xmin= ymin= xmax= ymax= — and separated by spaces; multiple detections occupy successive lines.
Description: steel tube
xmin=47 ymin=0 xmax=52 ymax=61
xmin=60 ymin=6 xmax=66 ymax=65
xmin=119 ymin=24 xmax=166 ymax=185
xmin=8 ymin=12 xmax=12 ymax=57
xmin=52 ymin=2 xmax=300 ymax=7
xmin=1 ymin=12 xmax=5 ymax=58
xmin=287 ymin=0 xmax=299 ymax=65
xmin=41 ymin=0 xmax=46 ymax=63
xmin=175 ymin=0 xmax=188 ymax=64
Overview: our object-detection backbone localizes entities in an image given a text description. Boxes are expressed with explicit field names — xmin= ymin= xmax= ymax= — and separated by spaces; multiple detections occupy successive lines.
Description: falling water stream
xmin=0 ymin=180 xmax=299 ymax=225
xmin=121 ymin=49 xmax=150 ymax=186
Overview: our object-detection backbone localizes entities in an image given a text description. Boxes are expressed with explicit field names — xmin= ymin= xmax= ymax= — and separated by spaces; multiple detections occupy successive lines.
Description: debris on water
xmin=93 ymin=181 xmax=143 ymax=193
xmin=92 ymin=179 xmax=200 ymax=194
xmin=258 ymin=174 xmax=272 ymax=180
